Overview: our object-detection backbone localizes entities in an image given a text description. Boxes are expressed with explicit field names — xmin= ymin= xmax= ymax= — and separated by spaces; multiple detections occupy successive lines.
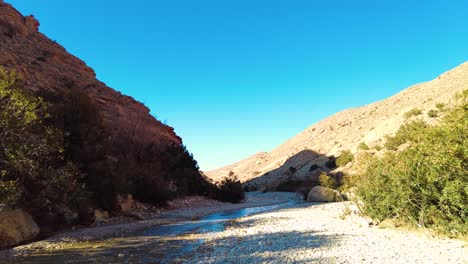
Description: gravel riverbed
xmin=189 ymin=202 xmax=467 ymax=264
xmin=0 ymin=192 xmax=299 ymax=262
xmin=1 ymin=192 xmax=466 ymax=263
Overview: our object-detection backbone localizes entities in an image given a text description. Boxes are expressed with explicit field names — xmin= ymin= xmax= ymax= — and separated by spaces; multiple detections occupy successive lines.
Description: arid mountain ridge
xmin=207 ymin=62 xmax=468 ymax=188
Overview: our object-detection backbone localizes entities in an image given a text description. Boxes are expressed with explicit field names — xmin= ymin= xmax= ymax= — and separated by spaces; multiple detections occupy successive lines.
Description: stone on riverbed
xmin=0 ymin=209 xmax=40 ymax=248
xmin=307 ymin=186 xmax=343 ymax=202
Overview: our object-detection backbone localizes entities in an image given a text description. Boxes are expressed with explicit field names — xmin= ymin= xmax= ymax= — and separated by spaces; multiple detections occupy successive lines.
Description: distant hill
xmin=207 ymin=62 xmax=468 ymax=189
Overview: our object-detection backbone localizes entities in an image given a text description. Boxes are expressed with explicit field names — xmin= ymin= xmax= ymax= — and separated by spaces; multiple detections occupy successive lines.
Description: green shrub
xmin=215 ymin=171 xmax=245 ymax=203
xmin=404 ymin=108 xmax=423 ymax=119
xmin=384 ymin=120 xmax=428 ymax=150
xmin=436 ymin=103 xmax=446 ymax=110
xmin=356 ymin=99 xmax=468 ymax=236
xmin=428 ymin=109 xmax=439 ymax=118
xmin=358 ymin=142 xmax=370 ymax=150
xmin=318 ymin=173 xmax=337 ymax=189
xmin=335 ymin=151 xmax=354 ymax=167
xmin=0 ymin=69 xmax=85 ymax=212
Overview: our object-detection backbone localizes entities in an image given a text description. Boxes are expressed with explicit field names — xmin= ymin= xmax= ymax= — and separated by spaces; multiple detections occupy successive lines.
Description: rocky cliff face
xmin=0 ymin=1 xmax=181 ymax=148
xmin=207 ymin=62 xmax=468 ymax=188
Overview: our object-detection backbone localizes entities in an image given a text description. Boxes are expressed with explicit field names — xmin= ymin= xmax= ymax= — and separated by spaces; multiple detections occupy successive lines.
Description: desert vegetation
xmin=318 ymin=173 xmax=337 ymax=189
xmin=0 ymin=69 xmax=86 ymax=224
xmin=335 ymin=150 xmax=354 ymax=167
xmin=356 ymin=91 xmax=468 ymax=236
xmin=358 ymin=142 xmax=370 ymax=150
xmin=404 ymin=107 xmax=423 ymax=119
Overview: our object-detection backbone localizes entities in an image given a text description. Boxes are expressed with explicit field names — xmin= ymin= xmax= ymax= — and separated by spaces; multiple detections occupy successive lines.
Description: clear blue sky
xmin=8 ymin=0 xmax=468 ymax=171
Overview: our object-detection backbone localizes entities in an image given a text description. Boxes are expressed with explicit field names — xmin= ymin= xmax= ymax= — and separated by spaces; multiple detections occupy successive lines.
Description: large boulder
xmin=307 ymin=186 xmax=343 ymax=202
xmin=0 ymin=209 xmax=40 ymax=248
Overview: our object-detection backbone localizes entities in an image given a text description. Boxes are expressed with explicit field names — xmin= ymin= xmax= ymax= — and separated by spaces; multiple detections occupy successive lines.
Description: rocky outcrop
xmin=0 ymin=209 xmax=40 ymax=248
xmin=307 ymin=186 xmax=343 ymax=203
xmin=0 ymin=1 xmax=181 ymax=148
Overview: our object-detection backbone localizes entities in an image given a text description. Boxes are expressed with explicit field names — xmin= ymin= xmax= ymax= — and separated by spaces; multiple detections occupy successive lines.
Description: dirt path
xmin=190 ymin=202 xmax=468 ymax=264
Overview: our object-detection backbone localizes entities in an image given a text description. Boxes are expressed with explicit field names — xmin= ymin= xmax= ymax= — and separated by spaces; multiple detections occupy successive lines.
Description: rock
xmin=117 ymin=194 xmax=134 ymax=212
xmin=24 ymin=15 xmax=39 ymax=31
xmin=307 ymin=186 xmax=343 ymax=202
xmin=94 ymin=209 xmax=110 ymax=223
xmin=0 ymin=209 xmax=40 ymax=248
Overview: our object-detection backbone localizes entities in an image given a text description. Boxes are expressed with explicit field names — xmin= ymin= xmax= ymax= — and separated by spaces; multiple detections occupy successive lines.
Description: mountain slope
xmin=0 ymin=1 xmax=180 ymax=148
xmin=206 ymin=62 xmax=468 ymax=187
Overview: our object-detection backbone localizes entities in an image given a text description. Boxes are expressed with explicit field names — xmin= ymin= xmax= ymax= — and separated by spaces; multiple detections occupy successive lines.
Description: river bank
xmin=0 ymin=192 xmax=299 ymax=263
xmin=1 ymin=192 xmax=466 ymax=263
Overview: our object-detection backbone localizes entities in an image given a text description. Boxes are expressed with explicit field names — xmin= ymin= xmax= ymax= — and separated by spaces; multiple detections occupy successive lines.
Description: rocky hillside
xmin=207 ymin=62 xmax=468 ymax=188
xmin=0 ymin=0 xmax=180 ymax=148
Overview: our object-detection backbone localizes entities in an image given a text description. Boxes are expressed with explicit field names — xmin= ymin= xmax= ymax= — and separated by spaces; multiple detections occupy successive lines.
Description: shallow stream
xmin=10 ymin=198 xmax=299 ymax=264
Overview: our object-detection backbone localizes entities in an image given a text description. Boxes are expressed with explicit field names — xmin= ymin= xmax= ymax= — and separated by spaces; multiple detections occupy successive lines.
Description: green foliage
xmin=356 ymin=100 xmax=468 ymax=236
xmin=404 ymin=108 xmax=423 ymax=119
xmin=215 ymin=171 xmax=245 ymax=203
xmin=436 ymin=103 xmax=446 ymax=110
xmin=384 ymin=120 xmax=428 ymax=150
xmin=335 ymin=150 xmax=354 ymax=167
xmin=318 ymin=173 xmax=337 ymax=189
xmin=358 ymin=142 xmax=370 ymax=150
xmin=428 ymin=109 xmax=439 ymax=118
xmin=0 ymin=69 xmax=85 ymax=213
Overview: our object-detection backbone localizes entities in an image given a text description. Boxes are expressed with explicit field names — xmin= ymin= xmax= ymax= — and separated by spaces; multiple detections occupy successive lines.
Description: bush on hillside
xmin=436 ymin=103 xmax=446 ymax=110
xmin=335 ymin=151 xmax=354 ymax=167
xmin=356 ymin=95 xmax=468 ymax=236
xmin=384 ymin=120 xmax=428 ymax=150
xmin=318 ymin=173 xmax=337 ymax=189
xmin=404 ymin=108 xmax=423 ymax=119
xmin=215 ymin=171 xmax=245 ymax=203
xmin=358 ymin=142 xmax=370 ymax=150
xmin=0 ymin=69 xmax=86 ymax=218
xmin=428 ymin=109 xmax=439 ymax=118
